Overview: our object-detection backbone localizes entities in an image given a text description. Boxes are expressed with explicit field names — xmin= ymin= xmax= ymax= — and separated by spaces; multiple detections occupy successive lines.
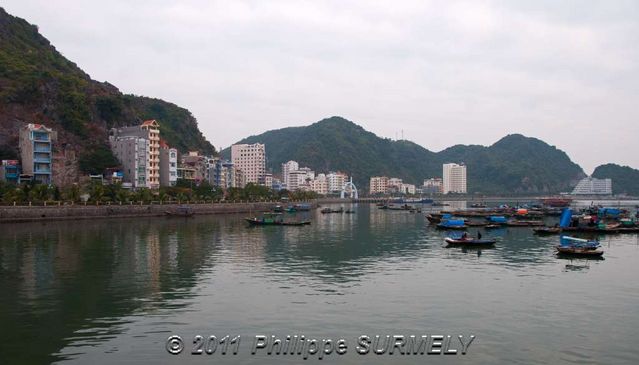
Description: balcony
xmin=34 ymin=145 xmax=51 ymax=152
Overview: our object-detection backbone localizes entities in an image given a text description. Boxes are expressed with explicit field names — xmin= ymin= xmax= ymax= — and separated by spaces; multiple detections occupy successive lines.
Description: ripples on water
xmin=0 ymin=203 xmax=638 ymax=364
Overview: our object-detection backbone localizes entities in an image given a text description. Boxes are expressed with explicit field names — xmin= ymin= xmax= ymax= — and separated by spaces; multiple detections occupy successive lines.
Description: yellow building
xmin=141 ymin=120 xmax=160 ymax=189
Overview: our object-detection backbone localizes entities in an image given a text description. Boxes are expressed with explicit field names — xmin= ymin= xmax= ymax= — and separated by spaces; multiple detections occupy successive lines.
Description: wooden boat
xmin=321 ymin=207 xmax=344 ymax=214
xmin=555 ymin=246 xmax=604 ymax=256
xmin=541 ymin=197 xmax=572 ymax=207
xmin=165 ymin=206 xmax=194 ymax=217
xmin=466 ymin=221 xmax=487 ymax=227
xmin=533 ymin=227 xmax=561 ymax=235
xmin=245 ymin=213 xmax=310 ymax=226
xmin=555 ymin=236 xmax=603 ymax=256
xmin=425 ymin=214 xmax=442 ymax=224
xmin=507 ymin=220 xmax=545 ymax=227
xmin=484 ymin=224 xmax=503 ymax=229
xmin=445 ymin=236 xmax=496 ymax=246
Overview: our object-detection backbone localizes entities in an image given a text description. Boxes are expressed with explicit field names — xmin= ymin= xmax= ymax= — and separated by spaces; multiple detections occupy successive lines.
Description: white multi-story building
xmin=423 ymin=178 xmax=443 ymax=194
xmin=281 ymin=160 xmax=299 ymax=189
xmin=369 ymin=176 xmax=389 ymax=195
xmin=327 ymin=172 xmax=348 ymax=193
xmin=571 ymin=177 xmax=612 ymax=195
xmin=231 ymin=143 xmax=266 ymax=186
xmin=443 ymin=163 xmax=467 ymax=194
xmin=400 ymin=183 xmax=416 ymax=195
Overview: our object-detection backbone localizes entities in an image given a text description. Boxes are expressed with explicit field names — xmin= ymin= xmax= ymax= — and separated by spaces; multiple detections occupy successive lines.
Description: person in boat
xmin=461 ymin=232 xmax=468 ymax=240
xmin=477 ymin=231 xmax=482 ymax=240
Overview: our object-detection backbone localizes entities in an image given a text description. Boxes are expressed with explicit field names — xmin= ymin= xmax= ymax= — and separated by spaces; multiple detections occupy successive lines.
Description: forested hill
xmin=224 ymin=116 xmax=586 ymax=194
xmin=0 ymin=7 xmax=214 ymax=182
xmin=592 ymin=164 xmax=639 ymax=196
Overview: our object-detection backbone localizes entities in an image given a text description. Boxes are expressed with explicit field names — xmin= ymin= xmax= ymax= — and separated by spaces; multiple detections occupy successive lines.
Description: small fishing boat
xmin=470 ymin=203 xmax=487 ymax=208
xmin=555 ymin=236 xmax=603 ymax=256
xmin=245 ymin=213 xmax=311 ymax=226
xmin=344 ymin=210 xmax=355 ymax=214
xmin=272 ymin=205 xmax=284 ymax=212
xmin=165 ymin=206 xmax=194 ymax=217
xmin=484 ymin=224 xmax=503 ymax=229
xmin=533 ymin=227 xmax=561 ymax=235
xmin=445 ymin=235 xmax=496 ymax=246
xmin=321 ymin=207 xmax=344 ymax=214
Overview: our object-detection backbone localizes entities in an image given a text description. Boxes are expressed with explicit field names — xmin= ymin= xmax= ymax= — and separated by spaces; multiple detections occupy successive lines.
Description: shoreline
xmin=1 ymin=196 xmax=637 ymax=223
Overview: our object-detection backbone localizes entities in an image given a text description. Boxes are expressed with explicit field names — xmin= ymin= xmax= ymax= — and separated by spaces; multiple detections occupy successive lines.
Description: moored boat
xmin=165 ymin=206 xmax=194 ymax=217
xmin=555 ymin=236 xmax=603 ymax=256
xmin=445 ymin=235 xmax=496 ymax=246
xmin=245 ymin=213 xmax=311 ymax=226
xmin=533 ymin=227 xmax=561 ymax=235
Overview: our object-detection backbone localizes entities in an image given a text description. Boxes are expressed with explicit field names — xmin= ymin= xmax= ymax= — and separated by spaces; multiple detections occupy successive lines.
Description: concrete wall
xmin=0 ymin=202 xmax=295 ymax=223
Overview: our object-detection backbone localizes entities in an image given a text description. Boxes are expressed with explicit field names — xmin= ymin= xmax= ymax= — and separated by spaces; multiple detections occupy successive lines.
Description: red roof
xmin=141 ymin=120 xmax=159 ymax=127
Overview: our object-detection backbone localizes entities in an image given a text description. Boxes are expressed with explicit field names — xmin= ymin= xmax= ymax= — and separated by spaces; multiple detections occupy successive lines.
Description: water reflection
xmin=0 ymin=204 xmax=638 ymax=364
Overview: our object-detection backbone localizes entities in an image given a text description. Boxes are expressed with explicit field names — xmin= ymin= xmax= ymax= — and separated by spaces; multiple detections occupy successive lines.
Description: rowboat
xmin=445 ymin=237 xmax=496 ymax=246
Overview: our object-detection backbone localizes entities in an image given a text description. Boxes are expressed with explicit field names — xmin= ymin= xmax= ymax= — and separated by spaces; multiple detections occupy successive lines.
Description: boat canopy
xmin=488 ymin=216 xmax=507 ymax=223
xmin=441 ymin=219 xmax=465 ymax=226
xmin=559 ymin=208 xmax=572 ymax=228
xmin=598 ymin=208 xmax=621 ymax=217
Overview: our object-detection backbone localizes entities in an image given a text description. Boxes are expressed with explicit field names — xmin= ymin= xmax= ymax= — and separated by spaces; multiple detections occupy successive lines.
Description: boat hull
xmin=445 ymin=237 xmax=496 ymax=246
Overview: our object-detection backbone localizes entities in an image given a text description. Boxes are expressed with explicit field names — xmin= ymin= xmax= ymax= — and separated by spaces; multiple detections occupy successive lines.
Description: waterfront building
xmin=159 ymin=141 xmax=178 ymax=187
xmin=443 ymin=163 xmax=467 ymax=194
xmin=327 ymin=172 xmax=348 ymax=193
xmin=400 ymin=183 xmax=416 ymax=195
xmin=109 ymin=120 xmax=162 ymax=188
xmin=423 ymin=178 xmax=443 ymax=194
xmin=287 ymin=170 xmax=308 ymax=191
xmin=369 ymin=176 xmax=389 ymax=195
xmin=181 ymin=151 xmax=209 ymax=183
xmin=209 ymin=159 xmax=237 ymax=189
xmin=258 ymin=173 xmax=274 ymax=189
xmin=140 ymin=120 xmax=161 ymax=188
xmin=0 ymin=160 xmax=20 ymax=184
xmin=281 ymin=160 xmax=299 ymax=189
xmin=309 ymin=173 xmax=329 ymax=195
xmin=19 ymin=123 xmax=55 ymax=184
xmin=571 ymin=177 xmax=612 ymax=195
xmin=177 ymin=165 xmax=196 ymax=183
xmin=110 ymin=136 xmax=150 ymax=188
xmin=231 ymin=143 xmax=266 ymax=186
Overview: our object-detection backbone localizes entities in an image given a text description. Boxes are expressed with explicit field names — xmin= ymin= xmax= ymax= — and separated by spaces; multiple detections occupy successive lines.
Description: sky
xmin=3 ymin=0 xmax=638 ymax=174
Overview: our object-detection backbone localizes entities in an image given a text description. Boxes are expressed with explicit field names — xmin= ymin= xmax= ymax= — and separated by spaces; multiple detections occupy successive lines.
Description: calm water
xmin=1 ymin=203 xmax=638 ymax=364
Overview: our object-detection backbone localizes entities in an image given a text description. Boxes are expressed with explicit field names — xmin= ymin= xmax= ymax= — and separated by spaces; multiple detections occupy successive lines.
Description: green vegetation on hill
xmin=0 ymin=7 xmax=214 ymax=178
xmin=224 ymin=116 xmax=586 ymax=194
xmin=592 ymin=164 xmax=639 ymax=196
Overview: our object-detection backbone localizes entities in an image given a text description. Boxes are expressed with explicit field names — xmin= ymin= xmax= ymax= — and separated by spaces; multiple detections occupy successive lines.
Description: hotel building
xmin=231 ymin=143 xmax=266 ymax=186
xmin=442 ymin=163 xmax=467 ymax=194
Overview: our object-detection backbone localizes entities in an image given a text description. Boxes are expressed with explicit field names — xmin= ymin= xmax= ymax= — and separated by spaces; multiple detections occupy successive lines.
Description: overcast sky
xmin=4 ymin=0 xmax=638 ymax=173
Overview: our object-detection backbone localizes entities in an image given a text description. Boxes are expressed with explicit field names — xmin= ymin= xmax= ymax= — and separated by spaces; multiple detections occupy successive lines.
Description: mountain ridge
xmin=223 ymin=116 xmax=587 ymax=194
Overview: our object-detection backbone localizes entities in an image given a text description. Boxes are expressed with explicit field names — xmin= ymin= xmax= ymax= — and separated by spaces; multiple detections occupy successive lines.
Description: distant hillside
xmin=592 ymin=164 xmax=639 ymax=196
xmin=0 ymin=7 xmax=214 ymax=184
xmin=223 ymin=116 xmax=586 ymax=194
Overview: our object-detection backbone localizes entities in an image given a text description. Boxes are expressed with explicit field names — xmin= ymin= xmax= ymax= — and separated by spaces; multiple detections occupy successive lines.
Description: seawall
xmin=0 ymin=202 xmax=302 ymax=223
